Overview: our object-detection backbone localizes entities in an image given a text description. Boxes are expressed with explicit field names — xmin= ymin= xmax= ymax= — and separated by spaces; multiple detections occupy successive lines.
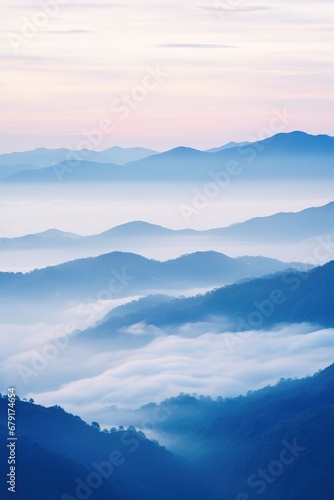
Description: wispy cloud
xmin=198 ymin=5 xmax=273 ymax=13
xmin=157 ymin=43 xmax=236 ymax=49
xmin=9 ymin=2 xmax=125 ymax=8
xmin=44 ymin=29 xmax=96 ymax=34
xmin=314 ymin=25 xmax=334 ymax=31
xmin=2 ymin=0 xmax=334 ymax=151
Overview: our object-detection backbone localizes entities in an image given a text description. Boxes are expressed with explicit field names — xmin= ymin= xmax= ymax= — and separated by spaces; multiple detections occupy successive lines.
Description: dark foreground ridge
xmin=1 ymin=363 xmax=333 ymax=499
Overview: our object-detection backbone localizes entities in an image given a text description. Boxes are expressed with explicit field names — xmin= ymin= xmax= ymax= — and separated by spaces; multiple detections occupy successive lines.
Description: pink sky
xmin=1 ymin=0 xmax=334 ymax=153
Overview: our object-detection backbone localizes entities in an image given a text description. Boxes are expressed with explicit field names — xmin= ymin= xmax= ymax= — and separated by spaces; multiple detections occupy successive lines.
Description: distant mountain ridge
xmin=1 ymin=201 xmax=333 ymax=253
xmin=0 ymin=201 xmax=334 ymax=244
xmin=210 ymin=201 xmax=334 ymax=240
xmin=3 ymin=131 xmax=334 ymax=183
xmin=0 ymin=250 xmax=307 ymax=304
xmin=205 ymin=140 xmax=250 ymax=152
xmin=0 ymin=145 xmax=157 ymax=177
xmin=82 ymin=260 xmax=334 ymax=338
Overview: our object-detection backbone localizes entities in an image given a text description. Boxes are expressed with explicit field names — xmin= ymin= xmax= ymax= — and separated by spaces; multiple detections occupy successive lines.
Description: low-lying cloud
xmin=20 ymin=323 xmax=334 ymax=423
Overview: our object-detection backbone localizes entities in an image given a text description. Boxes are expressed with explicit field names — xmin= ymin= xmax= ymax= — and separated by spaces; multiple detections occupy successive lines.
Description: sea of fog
xmin=0 ymin=179 xmax=333 ymax=270
xmin=0 ymin=180 xmax=333 ymax=237
xmin=0 ymin=178 xmax=333 ymax=428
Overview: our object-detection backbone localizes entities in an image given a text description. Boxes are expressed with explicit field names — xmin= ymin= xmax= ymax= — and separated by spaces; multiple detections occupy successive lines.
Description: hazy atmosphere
xmin=0 ymin=1 xmax=333 ymax=499
xmin=2 ymin=0 xmax=334 ymax=152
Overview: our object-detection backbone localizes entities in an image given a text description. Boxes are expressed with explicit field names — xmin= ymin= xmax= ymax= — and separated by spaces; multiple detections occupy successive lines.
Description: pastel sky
xmin=1 ymin=0 xmax=333 ymax=152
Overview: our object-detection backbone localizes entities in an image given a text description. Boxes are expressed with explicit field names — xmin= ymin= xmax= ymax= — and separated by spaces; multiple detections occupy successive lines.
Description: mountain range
xmin=1 ymin=130 xmax=333 ymax=500
xmin=0 ymin=396 xmax=213 ymax=500
xmin=3 ymin=132 xmax=334 ymax=183
xmin=80 ymin=260 xmax=334 ymax=340
xmin=0 ymin=145 xmax=156 ymax=170
xmin=104 ymin=363 xmax=334 ymax=500
xmin=0 ymin=146 xmax=157 ymax=181
xmin=1 ymin=202 xmax=333 ymax=268
xmin=0 ymin=251 xmax=307 ymax=305
xmin=205 ymin=140 xmax=250 ymax=153
xmin=1 ymin=364 xmax=333 ymax=499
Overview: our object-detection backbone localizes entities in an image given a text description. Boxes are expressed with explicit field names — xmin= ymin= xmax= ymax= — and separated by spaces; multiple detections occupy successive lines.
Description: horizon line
xmin=1 ymin=130 xmax=333 ymax=156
